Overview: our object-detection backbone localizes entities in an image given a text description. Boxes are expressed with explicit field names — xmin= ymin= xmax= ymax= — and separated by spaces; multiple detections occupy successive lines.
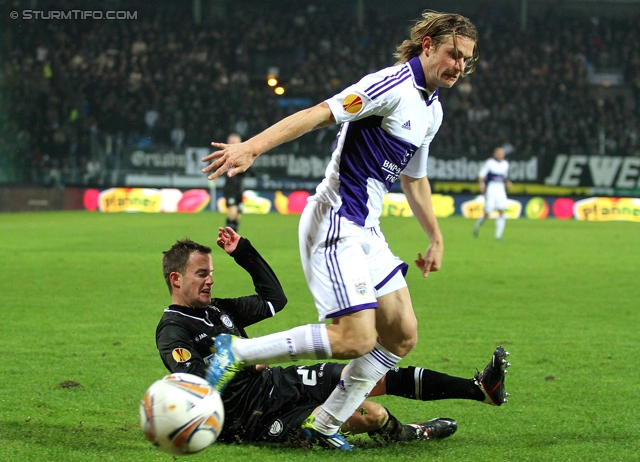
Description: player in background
xmin=222 ymin=133 xmax=244 ymax=231
xmin=201 ymin=12 xmax=480 ymax=450
xmin=472 ymin=146 xmax=513 ymax=240
xmin=156 ymin=228 xmax=510 ymax=446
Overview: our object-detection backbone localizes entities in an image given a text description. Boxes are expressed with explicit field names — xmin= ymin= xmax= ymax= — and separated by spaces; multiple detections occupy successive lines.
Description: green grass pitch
xmin=0 ymin=211 xmax=637 ymax=461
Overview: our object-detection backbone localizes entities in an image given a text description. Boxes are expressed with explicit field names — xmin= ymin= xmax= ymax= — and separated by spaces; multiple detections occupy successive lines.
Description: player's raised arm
xmin=202 ymin=102 xmax=335 ymax=180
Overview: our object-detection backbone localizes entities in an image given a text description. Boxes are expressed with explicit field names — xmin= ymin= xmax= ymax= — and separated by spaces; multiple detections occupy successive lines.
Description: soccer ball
xmin=140 ymin=373 xmax=225 ymax=455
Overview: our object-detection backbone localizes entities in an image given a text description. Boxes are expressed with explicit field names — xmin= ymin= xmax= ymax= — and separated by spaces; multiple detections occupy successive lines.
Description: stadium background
xmin=1 ymin=0 xmax=639 ymax=219
xmin=0 ymin=2 xmax=638 ymax=460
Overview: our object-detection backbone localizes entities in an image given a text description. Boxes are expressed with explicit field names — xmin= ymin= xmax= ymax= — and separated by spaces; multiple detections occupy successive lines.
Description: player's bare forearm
xmin=401 ymin=175 xmax=443 ymax=244
xmin=401 ymin=174 xmax=443 ymax=277
xmin=202 ymin=103 xmax=335 ymax=180
xmin=478 ymin=176 xmax=486 ymax=193
xmin=243 ymin=103 xmax=334 ymax=154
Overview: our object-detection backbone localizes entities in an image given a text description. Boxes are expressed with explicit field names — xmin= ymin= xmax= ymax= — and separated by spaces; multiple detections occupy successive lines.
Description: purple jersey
xmin=316 ymin=56 xmax=443 ymax=227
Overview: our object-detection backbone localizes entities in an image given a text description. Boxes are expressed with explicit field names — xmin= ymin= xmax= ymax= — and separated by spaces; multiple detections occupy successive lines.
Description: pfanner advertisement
xmin=81 ymin=188 xmax=640 ymax=223
xmin=573 ymin=197 xmax=640 ymax=222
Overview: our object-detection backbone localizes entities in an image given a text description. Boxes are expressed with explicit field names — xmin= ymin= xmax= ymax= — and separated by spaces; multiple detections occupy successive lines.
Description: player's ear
xmin=422 ymin=36 xmax=433 ymax=55
xmin=169 ymin=272 xmax=181 ymax=289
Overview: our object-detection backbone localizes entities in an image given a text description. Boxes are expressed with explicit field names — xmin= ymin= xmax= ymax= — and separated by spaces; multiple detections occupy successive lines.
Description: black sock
xmin=368 ymin=410 xmax=423 ymax=443
xmin=226 ymin=219 xmax=238 ymax=231
xmin=386 ymin=366 xmax=484 ymax=401
xmin=368 ymin=409 xmax=404 ymax=443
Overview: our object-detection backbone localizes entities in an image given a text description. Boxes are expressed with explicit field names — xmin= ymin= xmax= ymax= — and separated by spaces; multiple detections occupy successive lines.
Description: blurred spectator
xmin=170 ymin=125 xmax=185 ymax=149
xmin=47 ymin=159 xmax=63 ymax=189
xmin=3 ymin=0 xmax=639 ymax=187
xmin=83 ymin=156 xmax=102 ymax=186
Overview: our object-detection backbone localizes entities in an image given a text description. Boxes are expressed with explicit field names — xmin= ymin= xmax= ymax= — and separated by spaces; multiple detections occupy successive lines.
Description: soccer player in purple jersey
xmin=201 ymin=12 xmax=489 ymax=450
xmin=473 ymin=146 xmax=513 ymax=240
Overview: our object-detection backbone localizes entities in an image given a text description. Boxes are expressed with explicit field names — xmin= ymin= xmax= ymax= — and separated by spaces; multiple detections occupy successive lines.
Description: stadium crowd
xmin=2 ymin=0 xmax=640 ymax=186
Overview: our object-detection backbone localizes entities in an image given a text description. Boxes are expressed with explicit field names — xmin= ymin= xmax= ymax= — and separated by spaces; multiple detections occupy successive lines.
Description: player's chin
xmin=441 ymin=78 xmax=458 ymax=88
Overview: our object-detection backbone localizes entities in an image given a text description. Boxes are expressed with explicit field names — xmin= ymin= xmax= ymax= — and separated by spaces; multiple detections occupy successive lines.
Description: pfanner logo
xmin=574 ymin=197 xmax=640 ymax=222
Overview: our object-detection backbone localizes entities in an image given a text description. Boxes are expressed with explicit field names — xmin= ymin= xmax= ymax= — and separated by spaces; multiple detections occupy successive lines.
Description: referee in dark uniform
xmin=156 ymin=228 xmax=473 ymax=446
xmin=222 ymin=133 xmax=244 ymax=231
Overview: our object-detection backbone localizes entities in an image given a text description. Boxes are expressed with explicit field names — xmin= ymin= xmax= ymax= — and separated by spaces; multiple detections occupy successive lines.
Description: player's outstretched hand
xmin=202 ymin=141 xmax=256 ymax=180
xmin=414 ymin=243 xmax=443 ymax=278
xmin=217 ymin=227 xmax=240 ymax=254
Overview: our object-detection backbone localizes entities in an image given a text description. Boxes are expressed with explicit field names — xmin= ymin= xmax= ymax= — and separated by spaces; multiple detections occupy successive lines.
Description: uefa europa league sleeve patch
xmin=342 ymin=94 xmax=363 ymax=114
xmin=172 ymin=348 xmax=192 ymax=363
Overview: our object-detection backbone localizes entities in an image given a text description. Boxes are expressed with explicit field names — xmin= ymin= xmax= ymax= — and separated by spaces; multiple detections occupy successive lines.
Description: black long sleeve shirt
xmin=155 ymin=237 xmax=287 ymax=378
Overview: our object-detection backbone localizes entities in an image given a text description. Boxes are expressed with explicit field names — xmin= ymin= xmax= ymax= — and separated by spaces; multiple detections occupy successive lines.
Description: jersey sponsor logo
xmin=318 ymin=362 xmax=326 ymax=378
xmin=220 ymin=314 xmax=234 ymax=328
xmin=342 ymin=94 xmax=363 ymax=114
xmin=172 ymin=348 xmax=192 ymax=363
xmin=382 ymin=159 xmax=402 ymax=183
xmin=268 ymin=419 xmax=284 ymax=436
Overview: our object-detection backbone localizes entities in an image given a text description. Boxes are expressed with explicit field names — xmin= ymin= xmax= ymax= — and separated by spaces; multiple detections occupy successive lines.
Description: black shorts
xmin=224 ymin=176 xmax=244 ymax=209
xmin=219 ymin=362 xmax=345 ymax=444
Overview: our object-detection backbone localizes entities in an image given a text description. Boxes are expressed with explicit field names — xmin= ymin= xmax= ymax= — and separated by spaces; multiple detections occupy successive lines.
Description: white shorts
xmin=299 ymin=201 xmax=408 ymax=321
xmin=484 ymin=182 xmax=507 ymax=213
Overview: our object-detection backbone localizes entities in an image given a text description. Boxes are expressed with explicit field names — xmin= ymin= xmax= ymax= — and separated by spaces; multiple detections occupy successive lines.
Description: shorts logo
xmin=172 ymin=348 xmax=192 ymax=363
xmin=355 ymin=281 xmax=368 ymax=296
xmin=221 ymin=314 xmax=234 ymax=328
xmin=342 ymin=94 xmax=363 ymax=114
xmin=268 ymin=419 xmax=284 ymax=436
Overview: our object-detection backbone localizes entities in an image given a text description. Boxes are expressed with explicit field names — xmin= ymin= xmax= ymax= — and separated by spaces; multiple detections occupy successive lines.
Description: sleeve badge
xmin=172 ymin=348 xmax=192 ymax=363
xmin=342 ymin=94 xmax=363 ymax=114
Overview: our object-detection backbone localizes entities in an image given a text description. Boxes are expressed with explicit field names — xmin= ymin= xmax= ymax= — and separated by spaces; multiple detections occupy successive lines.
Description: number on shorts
xmin=296 ymin=367 xmax=317 ymax=386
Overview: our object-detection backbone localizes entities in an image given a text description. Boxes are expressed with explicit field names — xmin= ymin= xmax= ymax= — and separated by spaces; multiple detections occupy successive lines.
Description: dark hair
xmin=162 ymin=238 xmax=212 ymax=293
xmin=395 ymin=11 xmax=479 ymax=76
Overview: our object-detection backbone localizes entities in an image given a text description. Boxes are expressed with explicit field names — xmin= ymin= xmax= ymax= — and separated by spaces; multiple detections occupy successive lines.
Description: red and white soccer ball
xmin=140 ymin=373 xmax=225 ymax=455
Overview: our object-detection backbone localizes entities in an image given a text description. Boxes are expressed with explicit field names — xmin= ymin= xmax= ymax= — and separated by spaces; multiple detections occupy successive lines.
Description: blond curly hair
xmin=394 ymin=11 xmax=479 ymax=76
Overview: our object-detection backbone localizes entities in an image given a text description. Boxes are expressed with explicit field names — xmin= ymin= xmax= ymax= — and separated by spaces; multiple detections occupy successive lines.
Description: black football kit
xmin=155 ymin=237 xmax=345 ymax=443
xmin=223 ymin=173 xmax=244 ymax=209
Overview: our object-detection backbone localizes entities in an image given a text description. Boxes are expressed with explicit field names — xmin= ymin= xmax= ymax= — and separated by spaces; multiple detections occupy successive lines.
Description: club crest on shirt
xmin=172 ymin=348 xmax=192 ymax=363
xmin=220 ymin=314 xmax=234 ymax=328
xmin=355 ymin=281 xmax=368 ymax=296
xmin=342 ymin=94 xmax=363 ymax=114
xmin=268 ymin=419 xmax=284 ymax=436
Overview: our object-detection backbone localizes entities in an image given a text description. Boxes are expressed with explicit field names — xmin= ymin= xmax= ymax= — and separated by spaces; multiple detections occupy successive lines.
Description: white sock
xmin=313 ymin=342 xmax=402 ymax=434
xmin=232 ymin=324 xmax=332 ymax=365
xmin=496 ymin=216 xmax=506 ymax=238
xmin=474 ymin=215 xmax=486 ymax=230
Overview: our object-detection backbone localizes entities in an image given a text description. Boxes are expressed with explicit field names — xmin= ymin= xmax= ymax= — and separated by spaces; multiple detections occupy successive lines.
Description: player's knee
xmin=349 ymin=334 xmax=377 ymax=357
xmin=333 ymin=332 xmax=377 ymax=358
